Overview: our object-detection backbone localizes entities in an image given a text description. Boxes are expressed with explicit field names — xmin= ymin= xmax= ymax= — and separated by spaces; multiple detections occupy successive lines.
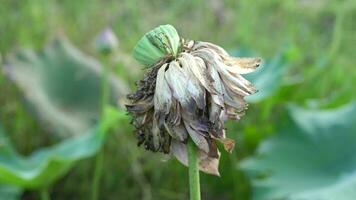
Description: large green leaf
xmin=232 ymin=49 xmax=290 ymax=103
xmin=0 ymin=185 xmax=21 ymax=200
xmin=2 ymin=38 xmax=128 ymax=136
xmin=240 ymin=102 xmax=356 ymax=200
xmin=0 ymin=106 xmax=127 ymax=189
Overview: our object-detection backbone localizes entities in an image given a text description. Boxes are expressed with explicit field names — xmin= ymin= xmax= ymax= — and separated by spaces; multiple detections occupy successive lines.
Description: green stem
xmin=91 ymin=57 xmax=109 ymax=200
xmin=91 ymin=148 xmax=104 ymax=200
xmin=40 ymin=189 xmax=50 ymax=200
xmin=188 ymin=139 xmax=201 ymax=200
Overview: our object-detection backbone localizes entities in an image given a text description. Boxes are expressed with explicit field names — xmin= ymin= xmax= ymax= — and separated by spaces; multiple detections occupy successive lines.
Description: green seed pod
xmin=133 ymin=24 xmax=181 ymax=66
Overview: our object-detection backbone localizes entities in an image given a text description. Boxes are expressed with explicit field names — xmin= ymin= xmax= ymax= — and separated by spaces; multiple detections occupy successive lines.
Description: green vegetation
xmin=0 ymin=0 xmax=355 ymax=199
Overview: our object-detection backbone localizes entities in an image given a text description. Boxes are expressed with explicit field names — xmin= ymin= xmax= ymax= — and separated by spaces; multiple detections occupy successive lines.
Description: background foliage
xmin=0 ymin=0 xmax=355 ymax=199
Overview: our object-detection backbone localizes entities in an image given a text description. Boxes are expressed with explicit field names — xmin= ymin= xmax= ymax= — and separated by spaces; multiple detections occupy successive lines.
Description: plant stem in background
xmin=91 ymin=57 xmax=109 ymax=200
xmin=188 ymin=139 xmax=201 ymax=200
xmin=91 ymin=151 xmax=104 ymax=200
xmin=40 ymin=189 xmax=50 ymax=200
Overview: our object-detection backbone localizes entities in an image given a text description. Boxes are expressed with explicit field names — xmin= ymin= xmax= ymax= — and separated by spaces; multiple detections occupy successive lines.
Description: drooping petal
xmin=170 ymin=140 xmax=220 ymax=176
xmin=222 ymin=56 xmax=261 ymax=74
xmin=180 ymin=53 xmax=213 ymax=93
xmin=205 ymin=60 xmax=225 ymax=107
xmin=183 ymin=119 xmax=219 ymax=158
xmin=125 ymin=96 xmax=154 ymax=114
xmin=197 ymin=149 xmax=220 ymax=176
xmin=225 ymin=104 xmax=246 ymax=120
xmin=183 ymin=121 xmax=210 ymax=153
xmin=221 ymin=81 xmax=248 ymax=110
xmin=166 ymin=99 xmax=181 ymax=125
xmin=171 ymin=140 xmax=188 ymax=165
xmin=192 ymin=41 xmax=229 ymax=56
xmin=192 ymin=41 xmax=260 ymax=74
xmin=178 ymin=54 xmax=206 ymax=109
xmin=216 ymin=137 xmax=235 ymax=153
xmin=164 ymin=123 xmax=188 ymax=142
xmin=164 ymin=61 xmax=190 ymax=105
xmin=192 ymin=49 xmax=256 ymax=96
xmin=154 ymin=63 xmax=172 ymax=123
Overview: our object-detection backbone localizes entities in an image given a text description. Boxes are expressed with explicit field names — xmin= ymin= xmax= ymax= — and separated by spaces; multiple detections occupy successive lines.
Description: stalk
xmin=91 ymin=57 xmax=109 ymax=200
xmin=188 ymin=139 xmax=201 ymax=200
xmin=91 ymin=150 xmax=104 ymax=200
xmin=40 ymin=189 xmax=50 ymax=200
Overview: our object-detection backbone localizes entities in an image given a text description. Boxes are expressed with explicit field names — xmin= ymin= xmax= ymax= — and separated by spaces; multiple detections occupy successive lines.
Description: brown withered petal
xmin=222 ymin=56 xmax=262 ymax=75
xmin=192 ymin=49 xmax=256 ymax=95
xmin=126 ymin=38 xmax=259 ymax=175
xmin=171 ymin=140 xmax=220 ymax=176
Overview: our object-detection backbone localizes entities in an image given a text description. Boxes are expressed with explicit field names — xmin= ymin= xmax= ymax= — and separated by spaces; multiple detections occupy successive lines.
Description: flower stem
xmin=188 ymin=139 xmax=201 ymax=200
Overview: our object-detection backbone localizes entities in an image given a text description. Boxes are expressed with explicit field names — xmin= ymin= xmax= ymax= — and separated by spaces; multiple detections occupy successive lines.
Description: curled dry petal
xmin=192 ymin=41 xmax=229 ymax=56
xmin=181 ymin=53 xmax=212 ymax=93
xmin=222 ymin=56 xmax=261 ymax=74
xmin=154 ymin=63 xmax=172 ymax=118
xmin=178 ymin=54 xmax=206 ymax=109
xmin=164 ymin=122 xmax=188 ymax=142
xmin=164 ymin=61 xmax=190 ymax=105
xmin=192 ymin=48 xmax=256 ymax=96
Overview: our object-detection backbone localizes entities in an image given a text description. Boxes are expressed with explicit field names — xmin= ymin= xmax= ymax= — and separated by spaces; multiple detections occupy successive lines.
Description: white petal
xmin=222 ymin=56 xmax=261 ymax=74
xmin=154 ymin=63 xmax=172 ymax=114
xmin=192 ymin=41 xmax=260 ymax=75
xmin=207 ymin=63 xmax=225 ymax=107
xmin=164 ymin=61 xmax=190 ymax=103
xmin=178 ymin=54 xmax=206 ymax=109
xmin=192 ymin=41 xmax=229 ymax=56
xmin=192 ymin=49 xmax=256 ymax=96
xmin=181 ymin=53 xmax=212 ymax=92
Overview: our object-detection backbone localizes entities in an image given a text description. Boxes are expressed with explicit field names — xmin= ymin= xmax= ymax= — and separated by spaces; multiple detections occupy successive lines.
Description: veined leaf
xmin=240 ymin=102 xmax=356 ymax=200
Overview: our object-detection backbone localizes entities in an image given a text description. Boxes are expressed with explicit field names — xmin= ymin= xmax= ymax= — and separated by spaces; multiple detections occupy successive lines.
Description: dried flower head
xmin=126 ymin=25 xmax=260 ymax=175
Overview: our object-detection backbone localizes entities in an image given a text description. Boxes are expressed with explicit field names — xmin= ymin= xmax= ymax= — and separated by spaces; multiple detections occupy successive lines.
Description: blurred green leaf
xmin=241 ymin=102 xmax=356 ymax=200
xmin=2 ymin=38 xmax=128 ymax=136
xmin=0 ymin=125 xmax=101 ymax=189
xmin=0 ymin=185 xmax=21 ymax=200
xmin=0 ymin=107 xmax=127 ymax=189
xmin=232 ymin=49 xmax=290 ymax=103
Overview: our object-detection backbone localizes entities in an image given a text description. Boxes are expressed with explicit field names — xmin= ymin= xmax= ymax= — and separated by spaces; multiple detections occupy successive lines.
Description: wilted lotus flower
xmin=126 ymin=25 xmax=260 ymax=175
xmin=95 ymin=27 xmax=119 ymax=55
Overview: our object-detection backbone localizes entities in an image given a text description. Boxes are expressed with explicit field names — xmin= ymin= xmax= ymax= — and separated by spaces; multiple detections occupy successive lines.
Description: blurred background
xmin=0 ymin=0 xmax=356 ymax=199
